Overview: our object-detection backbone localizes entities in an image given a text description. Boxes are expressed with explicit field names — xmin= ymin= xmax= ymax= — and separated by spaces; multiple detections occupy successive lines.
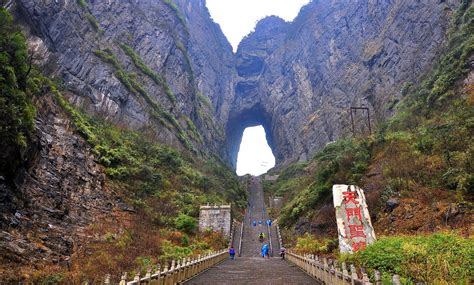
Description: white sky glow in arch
xmin=206 ymin=0 xmax=311 ymax=51
xmin=236 ymin=126 xmax=275 ymax=176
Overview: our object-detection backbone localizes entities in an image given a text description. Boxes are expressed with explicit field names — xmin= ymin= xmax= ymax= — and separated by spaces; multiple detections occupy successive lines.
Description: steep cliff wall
xmin=13 ymin=0 xmax=234 ymax=157
xmin=229 ymin=0 xmax=460 ymax=166
xmin=12 ymin=0 xmax=461 ymax=167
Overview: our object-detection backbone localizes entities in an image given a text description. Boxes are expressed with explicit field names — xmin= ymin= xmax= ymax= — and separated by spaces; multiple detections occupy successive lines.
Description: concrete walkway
xmin=185 ymin=177 xmax=319 ymax=285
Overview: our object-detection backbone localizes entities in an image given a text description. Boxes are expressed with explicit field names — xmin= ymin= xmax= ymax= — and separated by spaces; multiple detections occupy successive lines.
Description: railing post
xmin=134 ymin=272 xmax=140 ymax=285
xmin=323 ymin=257 xmax=329 ymax=284
xmin=154 ymin=264 xmax=161 ymax=285
xmin=351 ymin=264 xmax=358 ymax=285
xmin=392 ymin=275 xmax=401 ymax=285
xmin=362 ymin=272 xmax=371 ymax=284
xmin=119 ymin=272 xmax=127 ymax=285
xmin=374 ymin=270 xmax=382 ymax=285
xmin=145 ymin=267 xmax=152 ymax=280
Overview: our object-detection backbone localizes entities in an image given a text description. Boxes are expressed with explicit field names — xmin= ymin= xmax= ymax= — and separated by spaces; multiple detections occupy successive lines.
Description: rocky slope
xmin=228 ymin=0 xmax=460 ymax=166
xmin=0 ymin=91 xmax=118 ymax=279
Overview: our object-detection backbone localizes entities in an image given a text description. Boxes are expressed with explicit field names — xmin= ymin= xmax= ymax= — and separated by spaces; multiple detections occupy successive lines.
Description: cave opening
xmin=225 ymin=104 xmax=276 ymax=175
xmin=236 ymin=125 xmax=275 ymax=176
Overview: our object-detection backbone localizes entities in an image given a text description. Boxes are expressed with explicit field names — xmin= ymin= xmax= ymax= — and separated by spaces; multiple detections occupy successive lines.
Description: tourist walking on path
xmin=261 ymin=243 xmax=269 ymax=258
xmin=280 ymin=247 xmax=286 ymax=260
xmin=229 ymin=247 xmax=235 ymax=260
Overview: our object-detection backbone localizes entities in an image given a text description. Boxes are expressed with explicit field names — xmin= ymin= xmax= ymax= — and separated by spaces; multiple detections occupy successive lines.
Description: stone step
xmin=184 ymin=257 xmax=318 ymax=285
xmin=186 ymin=177 xmax=320 ymax=284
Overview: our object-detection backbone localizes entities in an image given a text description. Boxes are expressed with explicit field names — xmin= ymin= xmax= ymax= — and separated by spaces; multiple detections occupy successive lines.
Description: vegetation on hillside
xmin=93 ymin=48 xmax=194 ymax=149
xmin=47 ymin=83 xmax=245 ymax=282
xmin=341 ymin=233 xmax=473 ymax=284
xmin=76 ymin=0 xmax=103 ymax=33
xmin=270 ymin=0 xmax=473 ymax=227
xmin=267 ymin=2 xmax=474 ymax=283
xmin=0 ymin=8 xmax=35 ymax=178
xmin=120 ymin=43 xmax=177 ymax=104
xmin=163 ymin=0 xmax=187 ymax=31
xmin=0 ymin=8 xmax=245 ymax=282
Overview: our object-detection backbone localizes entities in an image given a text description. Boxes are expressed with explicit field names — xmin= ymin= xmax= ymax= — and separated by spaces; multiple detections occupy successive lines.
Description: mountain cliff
xmin=13 ymin=0 xmax=233 ymax=157
xmin=1 ymin=0 xmax=471 ymax=282
xmin=11 ymin=0 xmax=462 ymax=167
xmin=230 ymin=0 xmax=460 ymax=166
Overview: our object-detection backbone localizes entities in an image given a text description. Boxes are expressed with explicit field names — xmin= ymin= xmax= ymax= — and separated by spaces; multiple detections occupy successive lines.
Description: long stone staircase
xmin=184 ymin=177 xmax=319 ymax=285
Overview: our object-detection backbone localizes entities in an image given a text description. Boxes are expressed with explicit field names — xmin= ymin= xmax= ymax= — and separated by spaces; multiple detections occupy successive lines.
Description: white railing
xmin=286 ymin=251 xmax=402 ymax=285
xmin=103 ymin=250 xmax=228 ymax=285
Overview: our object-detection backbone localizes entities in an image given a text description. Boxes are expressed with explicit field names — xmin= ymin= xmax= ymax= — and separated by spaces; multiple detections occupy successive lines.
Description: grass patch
xmin=340 ymin=233 xmax=474 ymax=284
xmin=76 ymin=0 xmax=87 ymax=9
xmin=93 ymin=48 xmax=193 ymax=148
xmin=197 ymin=92 xmax=212 ymax=109
xmin=120 ymin=43 xmax=176 ymax=104
xmin=85 ymin=13 xmax=102 ymax=33
xmin=163 ymin=0 xmax=187 ymax=30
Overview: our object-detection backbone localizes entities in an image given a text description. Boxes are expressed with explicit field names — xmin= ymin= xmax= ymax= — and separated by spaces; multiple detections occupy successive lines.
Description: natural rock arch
xmin=225 ymin=103 xmax=276 ymax=170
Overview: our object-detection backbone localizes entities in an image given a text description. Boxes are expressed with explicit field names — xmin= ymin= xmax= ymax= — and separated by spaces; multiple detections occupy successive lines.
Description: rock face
xmin=0 ymin=93 xmax=115 ymax=272
xmin=228 ymin=0 xmax=460 ymax=166
xmin=14 ymin=0 xmax=234 ymax=157
xmin=12 ymin=0 xmax=460 ymax=167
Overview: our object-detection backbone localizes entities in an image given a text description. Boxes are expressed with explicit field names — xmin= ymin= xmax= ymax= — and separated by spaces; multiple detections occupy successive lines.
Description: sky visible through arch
xmin=206 ymin=0 xmax=311 ymax=51
xmin=236 ymin=126 xmax=275 ymax=176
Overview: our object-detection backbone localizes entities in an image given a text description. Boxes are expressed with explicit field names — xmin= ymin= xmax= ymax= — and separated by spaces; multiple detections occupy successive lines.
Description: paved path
xmin=185 ymin=177 xmax=319 ymax=285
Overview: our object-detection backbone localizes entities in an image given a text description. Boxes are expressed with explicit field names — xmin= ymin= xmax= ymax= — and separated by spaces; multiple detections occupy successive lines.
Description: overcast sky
xmin=236 ymin=126 xmax=275 ymax=176
xmin=206 ymin=0 xmax=311 ymax=51
xmin=206 ymin=0 xmax=309 ymax=176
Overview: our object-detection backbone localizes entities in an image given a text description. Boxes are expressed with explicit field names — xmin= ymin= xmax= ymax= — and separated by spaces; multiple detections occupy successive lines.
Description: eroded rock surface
xmin=228 ymin=0 xmax=459 ymax=165
xmin=0 ymin=93 xmax=116 ymax=276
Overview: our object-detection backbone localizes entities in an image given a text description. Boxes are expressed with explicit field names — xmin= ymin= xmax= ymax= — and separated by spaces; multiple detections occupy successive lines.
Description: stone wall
xmin=198 ymin=205 xmax=231 ymax=236
xmin=269 ymin=196 xmax=283 ymax=209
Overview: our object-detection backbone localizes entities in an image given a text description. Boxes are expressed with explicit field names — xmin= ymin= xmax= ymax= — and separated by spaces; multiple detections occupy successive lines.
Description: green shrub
xmin=85 ymin=13 xmax=101 ymax=32
xmin=76 ymin=0 xmax=87 ymax=9
xmin=174 ymin=213 xmax=197 ymax=234
xmin=341 ymin=233 xmax=474 ymax=283
xmin=294 ymin=233 xmax=335 ymax=254
xmin=120 ymin=44 xmax=176 ymax=104
xmin=0 ymin=8 xmax=36 ymax=177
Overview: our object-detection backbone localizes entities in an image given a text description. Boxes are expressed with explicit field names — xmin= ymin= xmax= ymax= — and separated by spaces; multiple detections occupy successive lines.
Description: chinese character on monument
xmin=333 ymin=185 xmax=376 ymax=253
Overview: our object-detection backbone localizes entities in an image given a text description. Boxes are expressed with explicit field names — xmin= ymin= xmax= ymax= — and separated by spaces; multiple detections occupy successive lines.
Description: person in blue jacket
xmin=261 ymin=243 xmax=269 ymax=258
xmin=229 ymin=246 xmax=236 ymax=260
